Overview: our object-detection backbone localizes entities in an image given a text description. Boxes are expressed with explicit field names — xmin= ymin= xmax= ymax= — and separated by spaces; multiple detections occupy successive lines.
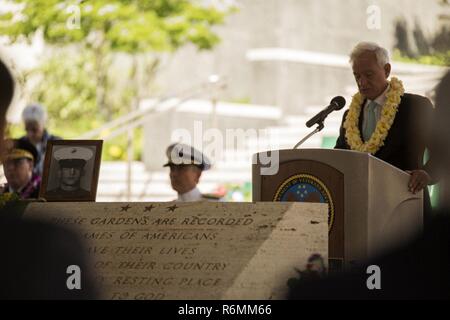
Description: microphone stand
xmin=293 ymin=121 xmax=324 ymax=149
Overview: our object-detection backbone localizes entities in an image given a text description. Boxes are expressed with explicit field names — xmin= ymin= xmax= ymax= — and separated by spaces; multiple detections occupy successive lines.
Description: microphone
xmin=305 ymin=96 xmax=346 ymax=128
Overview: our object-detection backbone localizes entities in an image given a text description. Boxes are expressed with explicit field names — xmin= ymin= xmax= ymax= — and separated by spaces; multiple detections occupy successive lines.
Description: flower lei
xmin=0 ymin=192 xmax=20 ymax=208
xmin=343 ymin=77 xmax=404 ymax=154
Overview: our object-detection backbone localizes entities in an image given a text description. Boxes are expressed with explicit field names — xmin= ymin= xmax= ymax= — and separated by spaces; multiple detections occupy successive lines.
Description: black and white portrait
xmin=39 ymin=140 xmax=103 ymax=201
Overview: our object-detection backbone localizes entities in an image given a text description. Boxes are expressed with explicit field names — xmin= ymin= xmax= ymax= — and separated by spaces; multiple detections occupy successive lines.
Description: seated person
xmin=1 ymin=139 xmax=41 ymax=199
xmin=164 ymin=143 xmax=222 ymax=202
xmin=46 ymin=146 xmax=92 ymax=199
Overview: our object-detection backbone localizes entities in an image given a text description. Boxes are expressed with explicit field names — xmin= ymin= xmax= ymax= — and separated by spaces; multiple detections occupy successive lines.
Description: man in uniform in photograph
xmin=46 ymin=146 xmax=93 ymax=199
xmin=164 ymin=143 xmax=222 ymax=202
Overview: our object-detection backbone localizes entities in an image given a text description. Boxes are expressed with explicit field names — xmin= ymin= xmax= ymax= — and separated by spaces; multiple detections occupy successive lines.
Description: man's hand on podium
xmin=406 ymin=169 xmax=432 ymax=194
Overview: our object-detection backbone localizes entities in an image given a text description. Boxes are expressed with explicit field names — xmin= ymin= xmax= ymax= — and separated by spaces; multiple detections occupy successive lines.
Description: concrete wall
xmin=142 ymin=100 xmax=281 ymax=170
xmin=155 ymin=0 xmax=447 ymax=115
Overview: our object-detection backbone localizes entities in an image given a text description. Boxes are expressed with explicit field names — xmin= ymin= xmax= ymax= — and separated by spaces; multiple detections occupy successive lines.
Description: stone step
xmin=265 ymin=124 xmax=341 ymax=136
xmin=96 ymin=179 xmax=226 ymax=198
xmin=96 ymin=195 xmax=175 ymax=202
xmin=246 ymin=136 xmax=323 ymax=148
xmin=282 ymin=113 xmax=344 ymax=127
xmin=99 ymin=169 xmax=251 ymax=182
xmin=89 ymin=159 xmax=253 ymax=201
xmin=213 ymin=162 xmax=253 ymax=170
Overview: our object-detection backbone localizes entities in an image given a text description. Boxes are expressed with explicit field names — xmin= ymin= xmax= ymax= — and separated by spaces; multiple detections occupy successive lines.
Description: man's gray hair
xmin=22 ymin=103 xmax=47 ymax=125
xmin=349 ymin=42 xmax=390 ymax=67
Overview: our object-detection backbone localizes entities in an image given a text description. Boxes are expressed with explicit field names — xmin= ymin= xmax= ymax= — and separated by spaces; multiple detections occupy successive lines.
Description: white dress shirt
xmin=177 ymin=187 xmax=203 ymax=202
xmin=175 ymin=187 xmax=223 ymax=202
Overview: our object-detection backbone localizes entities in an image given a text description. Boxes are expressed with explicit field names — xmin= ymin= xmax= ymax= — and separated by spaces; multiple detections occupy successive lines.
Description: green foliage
xmin=103 ymin=128 xmax=144 ymax=161
xmin=8 ymin=49 xmax=148 ymax=161
xmin=230 ymin=97 xmax=252 ymax=104
xmin=393 ymin=16 xmax=450 ymax=67
xmin=31 ymin=52 xmax=100 ymax=135
xmin=321 ymin=136 xmax=337 ymax=149
xmin=0 ymin=0 xmax=227 ymax=52
xmin=392 ymin=49 xmax=450 ymax=66
xmin=222 ymin=182 xmax=252 ymax=202
xmin=0 ymin=0 xmax=232 ymax=161
xmin=7 ymin=115 xmax=145 ymax=162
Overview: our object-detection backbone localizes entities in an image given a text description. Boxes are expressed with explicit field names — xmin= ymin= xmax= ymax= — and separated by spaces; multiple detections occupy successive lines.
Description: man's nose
xmin=358 ymin=77 xmax=368 ymax=87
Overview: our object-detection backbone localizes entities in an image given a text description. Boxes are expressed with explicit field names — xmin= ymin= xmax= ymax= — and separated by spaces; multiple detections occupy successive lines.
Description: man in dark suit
xmin=335 ymin=42 xmax=437 ymax=222
xmin=288 ymin=71 xmax=450 ymax=300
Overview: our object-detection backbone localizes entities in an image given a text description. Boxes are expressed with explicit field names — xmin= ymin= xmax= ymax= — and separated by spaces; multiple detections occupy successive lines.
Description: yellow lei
xmin=0 ymin=192 xmax=19 ymax=208
xmin=343 ymin=77 xmax=404 ymax=154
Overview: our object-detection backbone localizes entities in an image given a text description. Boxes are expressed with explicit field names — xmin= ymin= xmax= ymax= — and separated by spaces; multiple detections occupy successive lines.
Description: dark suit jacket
xmin=335 ymin=93 xmax=436 ymax=220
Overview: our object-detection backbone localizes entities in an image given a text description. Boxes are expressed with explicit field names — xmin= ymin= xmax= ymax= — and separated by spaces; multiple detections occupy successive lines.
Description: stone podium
xmin=252 ymin=148 xmax=423 ymax=270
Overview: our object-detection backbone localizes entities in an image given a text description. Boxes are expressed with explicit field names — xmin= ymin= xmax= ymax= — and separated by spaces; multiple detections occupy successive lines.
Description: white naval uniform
xmin=175 ymin=187 xmax=222 ymax=202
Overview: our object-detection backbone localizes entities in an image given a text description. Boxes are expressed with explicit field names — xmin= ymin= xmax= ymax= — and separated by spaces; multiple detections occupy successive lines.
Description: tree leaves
xmin=0 ymin=0 xmax=229 ymax=52
xmin=1 ymin=0 xmax=234 ymax=160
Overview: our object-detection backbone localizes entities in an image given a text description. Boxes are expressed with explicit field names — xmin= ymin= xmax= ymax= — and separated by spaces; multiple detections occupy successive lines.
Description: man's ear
xmin=384 ymin=63 xmax=391 ymax=78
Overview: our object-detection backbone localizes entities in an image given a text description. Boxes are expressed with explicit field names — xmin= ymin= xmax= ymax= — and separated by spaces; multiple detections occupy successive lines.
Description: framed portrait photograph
xmin=39 ymin=140 xmax=103 ymax=202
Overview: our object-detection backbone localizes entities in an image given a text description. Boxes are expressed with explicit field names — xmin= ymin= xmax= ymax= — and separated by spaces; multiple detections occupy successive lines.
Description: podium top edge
xmin=252 ymin=148 xmax=409 ymax=175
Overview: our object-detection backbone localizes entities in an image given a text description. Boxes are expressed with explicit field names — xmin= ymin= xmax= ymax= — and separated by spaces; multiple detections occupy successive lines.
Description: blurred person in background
xmin=19 ymin=103 xmax=61 ymax=177
xmin=1 ymin=139 xmax=41 ymax=199
xmin=164 ymin=143 xmax=223 ymax=202
xmin=433 ymin=71 xmax=450 ymax=210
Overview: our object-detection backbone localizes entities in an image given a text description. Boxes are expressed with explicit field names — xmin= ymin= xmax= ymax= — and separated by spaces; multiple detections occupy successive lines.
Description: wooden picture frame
xmin=39 ymin=140 xmax=103 ymax=202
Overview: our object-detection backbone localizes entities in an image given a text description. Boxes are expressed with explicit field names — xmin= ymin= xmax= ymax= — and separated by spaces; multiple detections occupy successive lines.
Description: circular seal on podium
xmin=273 ymin=174 xmax=335 ymax=232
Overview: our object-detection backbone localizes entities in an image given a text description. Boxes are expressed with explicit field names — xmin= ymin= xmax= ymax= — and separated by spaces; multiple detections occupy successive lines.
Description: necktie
xmin=363 ymin=101 xmax=378 ymax=142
